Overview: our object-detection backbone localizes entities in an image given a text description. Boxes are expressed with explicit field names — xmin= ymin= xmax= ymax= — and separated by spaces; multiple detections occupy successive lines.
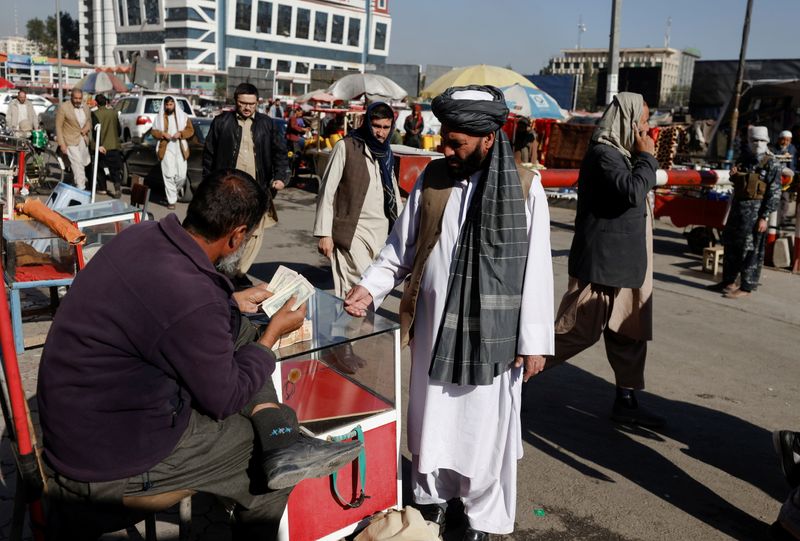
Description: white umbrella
xmin=296 ymin=89 xmax=342 ymax=104
xmin=327 ymin=73 xmax=407 ymax=102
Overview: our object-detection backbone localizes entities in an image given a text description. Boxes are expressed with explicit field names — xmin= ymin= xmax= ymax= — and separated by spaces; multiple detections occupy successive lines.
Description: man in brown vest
xmin=313 ymin=102 xmax=402 ymax=297
xmin=344 ymin=86 xmax=554 ymax=541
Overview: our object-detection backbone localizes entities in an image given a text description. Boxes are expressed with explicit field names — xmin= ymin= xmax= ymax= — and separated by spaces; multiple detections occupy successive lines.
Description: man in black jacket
xmin=203 ymin=83 xmax=289 ymax=287
xmin=541 ymin=92 xmax=664 ymax=428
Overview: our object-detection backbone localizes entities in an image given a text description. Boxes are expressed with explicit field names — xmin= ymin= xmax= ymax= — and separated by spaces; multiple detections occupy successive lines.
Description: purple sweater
xmin=37 ymin=215 xmax=274 ymax=482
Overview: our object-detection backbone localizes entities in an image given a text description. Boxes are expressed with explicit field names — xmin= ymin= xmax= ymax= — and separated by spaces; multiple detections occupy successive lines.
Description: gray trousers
xmin=45 ymin=317 xmax=288 ymax=540
xmin=45 ymin=381 xmax=288 ymax=540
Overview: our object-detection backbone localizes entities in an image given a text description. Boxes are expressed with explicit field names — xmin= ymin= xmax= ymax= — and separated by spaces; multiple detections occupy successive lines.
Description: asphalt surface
xmin=1 ymin=185 xmax=798 ymax=540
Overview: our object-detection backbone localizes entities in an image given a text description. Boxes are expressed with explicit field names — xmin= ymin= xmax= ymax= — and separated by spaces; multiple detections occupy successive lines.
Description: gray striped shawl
xmin=429 ymin=130 xmax=528 ymax=386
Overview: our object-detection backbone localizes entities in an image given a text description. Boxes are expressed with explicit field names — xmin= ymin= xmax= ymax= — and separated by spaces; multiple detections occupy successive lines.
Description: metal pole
xmin=56 ymin=0 xmax=63 ymax=101
xmin=726 ymin=0 xmax=754 ymax=163
xmin=91 ymin=123 xmax=101 ymax=202
xmin=361 ymin=0 xmax=371 ymax=73
xmin=606 ymin=0 xmax=622 ymax=104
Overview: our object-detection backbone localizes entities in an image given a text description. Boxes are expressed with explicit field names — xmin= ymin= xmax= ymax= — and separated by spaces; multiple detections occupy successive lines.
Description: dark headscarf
xmin=428 ymin=85 xmax=529 ymax=386
xmin=349 ymin=102 xmax=397 ymax=229
xmin=431 ymin=85 xmax=509 ymax=135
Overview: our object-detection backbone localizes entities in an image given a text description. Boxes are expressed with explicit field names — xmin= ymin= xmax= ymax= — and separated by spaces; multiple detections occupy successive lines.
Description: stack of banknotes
xmin=261 ymin=265 xmax=315 ymax=317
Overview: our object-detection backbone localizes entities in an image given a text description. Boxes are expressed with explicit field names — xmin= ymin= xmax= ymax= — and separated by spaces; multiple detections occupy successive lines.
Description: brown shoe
xmin=724 ymin=289 xmax=751 ymax=299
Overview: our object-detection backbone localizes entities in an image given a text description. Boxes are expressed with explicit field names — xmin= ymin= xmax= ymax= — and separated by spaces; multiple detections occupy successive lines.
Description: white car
xmin=114 ymin=94 xmax=195 ymax=141
xmin=0 ymin=92 xmax=52 ymax=126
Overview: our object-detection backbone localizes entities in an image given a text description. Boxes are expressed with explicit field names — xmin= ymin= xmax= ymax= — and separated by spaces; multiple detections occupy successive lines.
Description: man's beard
xmin=445 ymin=146 xmax=488 ymax=180
xmin=216 ymin=239 xmax=249 ymax=276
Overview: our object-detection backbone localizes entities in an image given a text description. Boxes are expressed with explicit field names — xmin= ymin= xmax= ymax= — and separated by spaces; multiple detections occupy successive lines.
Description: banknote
xmin=266 ymin=265 xmax=298 ymax=293
xmin=261 ymin=274 xmax=314 ymax=317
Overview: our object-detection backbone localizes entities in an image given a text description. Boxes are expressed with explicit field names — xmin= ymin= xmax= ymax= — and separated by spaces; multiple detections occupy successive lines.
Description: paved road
xmin=2 ymin=186 xmax=798 ymax=540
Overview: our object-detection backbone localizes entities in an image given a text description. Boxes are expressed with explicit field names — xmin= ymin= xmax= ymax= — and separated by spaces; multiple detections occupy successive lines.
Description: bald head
xmin=70 ymin=89 xmax=83 ymax=108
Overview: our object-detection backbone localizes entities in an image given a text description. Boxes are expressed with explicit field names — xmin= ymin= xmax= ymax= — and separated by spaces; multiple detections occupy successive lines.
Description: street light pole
xmin=361 ymin=0 xmax=371 ymax=73
xmin=606 ymin=0 xmax=622 ymax=105
xmin=55 ymin=0 xmax=63 ymax=101
xmin=726 ymin=0 xmax=754 ymax=163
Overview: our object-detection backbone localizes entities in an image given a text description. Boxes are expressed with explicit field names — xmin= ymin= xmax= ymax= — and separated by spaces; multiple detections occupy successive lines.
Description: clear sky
xmin=2 ymin=0 xmax=795 ymax=74
xmin=387 ymin=0 xmax=796 ymax=73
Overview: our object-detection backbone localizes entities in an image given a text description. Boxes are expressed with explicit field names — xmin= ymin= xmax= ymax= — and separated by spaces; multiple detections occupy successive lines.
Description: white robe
xmin=360 ymin=168 xmax=554 ymax=533
xmin=160 ymin=114 xmax=188 ymax=205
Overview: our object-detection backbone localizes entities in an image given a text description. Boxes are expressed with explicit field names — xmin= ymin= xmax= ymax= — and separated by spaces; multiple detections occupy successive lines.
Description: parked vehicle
xmin=39 ymin=104 xmax=58 ymax=136
xmin=0 ymin=92 xmax=52 ymax=126
xmin=114 ymin=94 xmax=195 ymax=142
xmin=121 ymin=118 xmax=210 ymax=203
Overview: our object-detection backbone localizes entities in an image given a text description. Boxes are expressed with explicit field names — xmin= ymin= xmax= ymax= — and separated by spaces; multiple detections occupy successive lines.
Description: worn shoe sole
xmin=266 ymin=443 xmax=362 ymax=490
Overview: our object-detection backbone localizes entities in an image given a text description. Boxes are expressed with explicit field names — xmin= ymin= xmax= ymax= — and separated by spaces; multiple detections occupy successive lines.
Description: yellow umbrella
xmin=421 ymin=64 xmax=537 ymax=99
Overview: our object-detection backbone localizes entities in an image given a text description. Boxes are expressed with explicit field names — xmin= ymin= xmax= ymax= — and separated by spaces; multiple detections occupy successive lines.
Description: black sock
xmin=616 ymin=387 xmax=638 ymax=409
xmin=251 ymin=404 xmax=300 ymax=453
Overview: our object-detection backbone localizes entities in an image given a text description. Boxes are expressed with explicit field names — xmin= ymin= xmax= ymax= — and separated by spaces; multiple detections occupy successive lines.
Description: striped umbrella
xmin=74 ymin=71 xmax=128 ymax=94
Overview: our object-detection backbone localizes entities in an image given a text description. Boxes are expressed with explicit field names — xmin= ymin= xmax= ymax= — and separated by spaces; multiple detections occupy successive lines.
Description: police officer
xmin=710 ymin=126 xmax=782 ymax=298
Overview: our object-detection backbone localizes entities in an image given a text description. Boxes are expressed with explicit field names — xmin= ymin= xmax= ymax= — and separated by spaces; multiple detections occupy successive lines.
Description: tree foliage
xmin=26 ymin=12 xmax=79 ymax=59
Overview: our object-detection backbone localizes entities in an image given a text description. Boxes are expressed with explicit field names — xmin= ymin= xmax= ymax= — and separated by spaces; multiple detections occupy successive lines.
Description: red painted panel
xmin=280 ymin=359 xmax=390 ymax=423
xmin=653 ymin=193 xmax=728 ymax=229
xmin=287 ymin=422 xmax=398 ymax=540
xmin=394 ymin=154 xmax=434 ymax=195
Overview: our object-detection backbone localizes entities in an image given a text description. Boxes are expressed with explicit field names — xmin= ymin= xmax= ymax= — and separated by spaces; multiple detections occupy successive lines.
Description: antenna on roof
xmin=576 ymin=15 xmax=587 ymax=49
xmin=665 ymin=16 xmax=672 ymax=49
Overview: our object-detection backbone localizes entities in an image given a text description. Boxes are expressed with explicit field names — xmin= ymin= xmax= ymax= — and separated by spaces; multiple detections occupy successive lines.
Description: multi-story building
xmin=78 ymin=0 xmax=118 ymax=66
xmin=545 ymin=47 xmax=700 ymax=107
xmin=0 ymin=36 xmax=42 ymax=56
xmin=79 ymin=0 xmax=391 ymax=97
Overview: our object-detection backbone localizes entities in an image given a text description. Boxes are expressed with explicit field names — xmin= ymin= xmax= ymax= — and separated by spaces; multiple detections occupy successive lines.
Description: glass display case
xmin=59 ymin=200 xmax=141 ymax=264
xmin=267 ymin=289 xmax=402 ymax=541
xmin=2 ymin=219 xmax=79 ymax=353
xmin=2 ymin=219 xmax=77 ymax=282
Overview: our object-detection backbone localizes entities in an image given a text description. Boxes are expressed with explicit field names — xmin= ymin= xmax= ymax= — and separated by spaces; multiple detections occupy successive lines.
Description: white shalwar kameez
xmin=360 ymin=169 xmax=554 ymax=534
xmin=160 ymin=119 xmax=188 ymax=206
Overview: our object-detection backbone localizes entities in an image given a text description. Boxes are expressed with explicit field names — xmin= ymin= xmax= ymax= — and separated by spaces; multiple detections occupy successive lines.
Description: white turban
xmin=748 ymin=126 xmax=769 ymax=142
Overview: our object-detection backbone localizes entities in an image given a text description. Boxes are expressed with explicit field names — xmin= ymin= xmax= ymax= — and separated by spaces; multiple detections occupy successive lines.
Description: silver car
xmin=114 ymin=94 xmax=195 ymax=142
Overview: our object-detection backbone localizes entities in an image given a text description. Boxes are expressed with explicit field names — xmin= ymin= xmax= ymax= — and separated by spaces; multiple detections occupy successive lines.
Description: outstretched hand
xmin=344 ymin=285 xmax=373 ymax=317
